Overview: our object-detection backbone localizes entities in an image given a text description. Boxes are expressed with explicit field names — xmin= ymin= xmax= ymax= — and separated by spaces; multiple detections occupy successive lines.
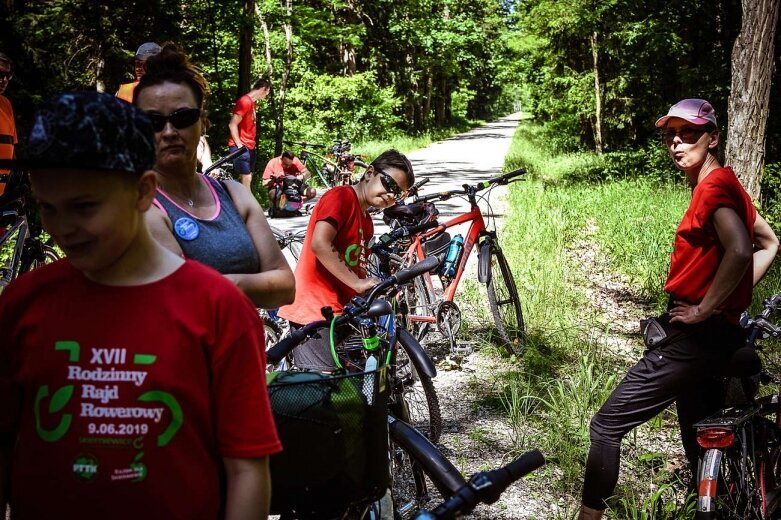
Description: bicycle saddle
xmin=383 ymin=201 xmax=437 ymax=227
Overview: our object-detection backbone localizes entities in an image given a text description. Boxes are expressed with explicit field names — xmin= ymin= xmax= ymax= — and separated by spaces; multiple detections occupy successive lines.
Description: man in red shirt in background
xmin=0 ymin=52 xmax=17 ymax=196
xmin=263 ymin=151 xmax=317 ymax=203
xmin=115 ymin=42 xmax=161 ymax=103
xmin=228 ymin=78 xmax=271 ymax=190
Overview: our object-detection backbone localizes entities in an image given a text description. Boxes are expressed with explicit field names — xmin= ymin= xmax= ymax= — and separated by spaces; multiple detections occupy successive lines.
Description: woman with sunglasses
xmin=134 ymin=44 xmax=295 ymax=309
xmin=579 ymin=99 xmax=779 ymax=519
xmin=277 ymin=150 xmax=414 ymax=371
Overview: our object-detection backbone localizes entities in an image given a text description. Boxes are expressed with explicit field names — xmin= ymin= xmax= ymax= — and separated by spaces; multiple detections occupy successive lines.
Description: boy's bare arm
xmin=223 ymin=457 xmax=270 ymax=520
xmin=310 ymin=220 xmax=378 ymax=294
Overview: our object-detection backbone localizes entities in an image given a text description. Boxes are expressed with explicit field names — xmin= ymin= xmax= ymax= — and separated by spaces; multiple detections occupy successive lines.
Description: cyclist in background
xmin=136 ymin=44 xmax=294 ymax=309
xmin=0 ymin=91 xmax=280 ymax=519
xmin=263 ymin=151 xmax=317 ymax=203
xmin=228 ymin=77 xmax=270 ymax=190
xmin=579 ymin=99 xmax=779 ymax=519
xmin=0 ymin=52 xmax=17 ymax=196
xmin=115 ymin=42 xmax=160 ymax=103
xmin=277 ymin=149 xmax=413 ymax=371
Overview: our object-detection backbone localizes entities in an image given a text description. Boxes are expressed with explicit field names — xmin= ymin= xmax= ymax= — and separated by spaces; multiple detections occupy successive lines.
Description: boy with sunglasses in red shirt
xmin=278 ymin=149 xmax=414 ymax=371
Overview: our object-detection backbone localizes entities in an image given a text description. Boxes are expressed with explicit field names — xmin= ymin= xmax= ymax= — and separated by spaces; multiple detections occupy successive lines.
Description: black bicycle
xmin=202 ymin=145 xmax=247 ymax=182
xmin=694 ymin=293 xmax=781 ymax=519
xmin=267 ymin=257 xmax=465 ymax=518
xmin=0 ymin=171 xmax=59 ymax=293
xmin=284 ymin=140 xmax=368 ymax=188
xmin=414 ymin=449 xmax=545 ymax=519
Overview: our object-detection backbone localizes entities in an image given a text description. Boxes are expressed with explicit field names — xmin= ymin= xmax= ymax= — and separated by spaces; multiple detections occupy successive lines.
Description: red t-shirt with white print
xmin=0 ymin=260 xmax=281 ymax=519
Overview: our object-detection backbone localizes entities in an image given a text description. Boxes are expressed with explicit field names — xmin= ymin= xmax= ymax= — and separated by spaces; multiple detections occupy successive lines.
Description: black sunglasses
xmin=146 ymin=107 xmax=201 ymax=132
xmin=376 ymin=168 xmax=403 ymax=199
xmin=0 ymin=71 xmax=13 ymax=81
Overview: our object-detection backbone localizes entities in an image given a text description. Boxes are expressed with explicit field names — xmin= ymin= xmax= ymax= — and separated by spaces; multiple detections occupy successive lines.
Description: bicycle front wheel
xmin=486 ymin=248 xmax=526 ymax=357
xmin=395 ymin=329 xmax=441 ymax=443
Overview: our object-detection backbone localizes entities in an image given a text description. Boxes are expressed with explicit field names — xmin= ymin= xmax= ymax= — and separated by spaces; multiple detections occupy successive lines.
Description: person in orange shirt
xmin=115 ymin=42 xmax=161 ymax=103
xmin=0 ymin=52 xmax=17 ymax=196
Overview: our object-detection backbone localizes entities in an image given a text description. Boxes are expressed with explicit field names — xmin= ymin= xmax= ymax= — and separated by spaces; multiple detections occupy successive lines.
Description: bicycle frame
xmin=0 ymin=209 xmax=29 ymax=285
xmin=400 ymin=202 xmax=488 ymax=327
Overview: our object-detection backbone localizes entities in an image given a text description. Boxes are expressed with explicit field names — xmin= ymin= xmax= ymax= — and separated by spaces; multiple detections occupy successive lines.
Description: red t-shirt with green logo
xmin=278 ymin=186 xmax=373 ymax=325
xmin=665 ymin=167 xmax=756 ymax=323
xmin=0 ymin=260 xmax=281 ymax=519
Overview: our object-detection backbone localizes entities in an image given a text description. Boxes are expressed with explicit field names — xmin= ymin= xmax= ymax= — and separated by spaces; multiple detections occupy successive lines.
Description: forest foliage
xmin=0 ymin=0 xmax=779 ymax=188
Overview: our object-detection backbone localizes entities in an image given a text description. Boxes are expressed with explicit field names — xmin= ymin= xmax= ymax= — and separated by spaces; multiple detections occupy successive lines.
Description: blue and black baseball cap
xmin=0 ymin=90 xmax=156 ymax=173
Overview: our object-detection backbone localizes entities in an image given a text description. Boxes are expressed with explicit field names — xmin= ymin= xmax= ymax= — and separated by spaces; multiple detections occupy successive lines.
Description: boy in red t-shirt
xmin=0 ymin=92 xmax=281 ymax=519
xmin=278 ymin=149 xmax=414 ymax=370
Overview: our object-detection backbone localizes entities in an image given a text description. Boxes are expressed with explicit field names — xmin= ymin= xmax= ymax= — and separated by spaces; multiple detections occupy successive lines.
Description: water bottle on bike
xmin=440 ymin=234 xmax=464 ymax=278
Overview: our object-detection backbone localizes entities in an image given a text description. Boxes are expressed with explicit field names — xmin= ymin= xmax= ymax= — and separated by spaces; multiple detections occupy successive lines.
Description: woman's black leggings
xmin=581 ymin=316 xmax=743 ymax=510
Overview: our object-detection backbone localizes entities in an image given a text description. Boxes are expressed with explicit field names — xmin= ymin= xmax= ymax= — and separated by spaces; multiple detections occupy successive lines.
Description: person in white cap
xmin=578 ymin=99 xmax=779 ymax=519
xmin=116 ymin=42 xmax=161 ymax=103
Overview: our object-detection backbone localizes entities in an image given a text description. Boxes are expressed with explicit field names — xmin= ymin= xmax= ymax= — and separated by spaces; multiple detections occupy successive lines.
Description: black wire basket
xmin=267 ymin=367 xmax=390 ymax=518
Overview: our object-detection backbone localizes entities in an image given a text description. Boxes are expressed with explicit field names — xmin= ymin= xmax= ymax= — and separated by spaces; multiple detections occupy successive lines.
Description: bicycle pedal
xmin=451 ymin=343 xmax=473 ymax=355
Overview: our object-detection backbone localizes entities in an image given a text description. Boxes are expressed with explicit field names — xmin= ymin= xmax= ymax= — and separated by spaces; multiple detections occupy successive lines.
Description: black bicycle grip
xmin=266 ymin=320 xmax=328 ymax=364
xmin=388 ymin=219 xmax=440 ymax=242
xmin=408 ymin=178 xmax=430 ymax=195
xmin=488 ymin=449 xmax=545 ymax=489
xmin=490 ymin=168 xmax=526 ymax=184
xmin=202 ymin=145 xmax=248 ymax=176
xmin=393 ymin=255 xmax=441 ymax=285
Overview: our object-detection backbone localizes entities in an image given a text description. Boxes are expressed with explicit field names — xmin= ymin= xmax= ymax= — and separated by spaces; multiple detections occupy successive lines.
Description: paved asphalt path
xmin=267 ymin=112 xmax=521 ymax=268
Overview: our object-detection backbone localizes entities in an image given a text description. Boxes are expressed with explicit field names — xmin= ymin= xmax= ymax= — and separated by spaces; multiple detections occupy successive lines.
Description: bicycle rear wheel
xmin=700 ymin=440 xmax=765 ymax=518
xmin=486 ymin=248 xmax=526 ymax=357
xmin=398 ymin=275 xmax=432 ymax=342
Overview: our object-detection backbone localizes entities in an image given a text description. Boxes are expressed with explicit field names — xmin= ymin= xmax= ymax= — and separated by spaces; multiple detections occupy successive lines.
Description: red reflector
xmin=697 ymin=427 xmax=735 ymax=448
xmin=699 ymin=478 xmax=717 ymax=497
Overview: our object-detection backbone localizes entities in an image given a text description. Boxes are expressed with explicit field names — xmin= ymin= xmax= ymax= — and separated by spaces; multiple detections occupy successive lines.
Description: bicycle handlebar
xmin=266 ymin=256 xmax=442 ymax=363
xmin=415 ymin=168 xmax=527 ymax=203
xmin=377 ymin=219 xmax=440 ymax=247
xmin=202 ymin=146 xmax=247 ymax=176
xmin=283 ymin=140 xmax=327 ymax=149
xmin=414 ymin=449 xmax=545 ymax=519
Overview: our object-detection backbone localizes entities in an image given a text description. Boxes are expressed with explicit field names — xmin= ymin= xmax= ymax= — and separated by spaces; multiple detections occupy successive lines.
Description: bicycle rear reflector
xmin=696 ymin=427 xmax=735 ymax=449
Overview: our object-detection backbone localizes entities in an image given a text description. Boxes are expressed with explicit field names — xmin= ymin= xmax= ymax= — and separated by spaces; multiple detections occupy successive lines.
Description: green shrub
xmin=284 ymin=71 xmax=402 ymax=146
xmin=761 ymin=162 xmax=781 ymax=229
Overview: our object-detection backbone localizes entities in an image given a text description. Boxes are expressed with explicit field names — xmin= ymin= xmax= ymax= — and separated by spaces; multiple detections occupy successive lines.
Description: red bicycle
xmin=378 ymin=169 xmax=526 ymax=357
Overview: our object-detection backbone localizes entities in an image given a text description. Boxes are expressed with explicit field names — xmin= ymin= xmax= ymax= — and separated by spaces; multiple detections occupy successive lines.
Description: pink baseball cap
xmin=655 ymin=98 xmax=717 ymax=128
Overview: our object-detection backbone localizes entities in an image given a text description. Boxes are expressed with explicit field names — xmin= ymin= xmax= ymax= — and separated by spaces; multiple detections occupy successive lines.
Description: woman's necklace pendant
xmin=188 ymin=199 xmax=194 ymax=207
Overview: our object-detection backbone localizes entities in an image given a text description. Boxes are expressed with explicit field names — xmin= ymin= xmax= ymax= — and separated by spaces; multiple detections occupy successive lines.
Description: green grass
xmin=481 ymin=118 xmax=781 ymax=515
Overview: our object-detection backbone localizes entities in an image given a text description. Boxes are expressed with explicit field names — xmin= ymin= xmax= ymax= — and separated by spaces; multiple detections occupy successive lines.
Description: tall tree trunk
xmin=274 ymin=0 xmax=293 ymax=155
xmin=258 ymin=9 xmax=273 ymax=76
xmin=725 ymin=0 xmax=780 ymax=199
xmin=590 ymin=31 xmax=604 ymax=154
xmin=340 ymin=43 xmax=356 ymax=76
xmin=423 ymin=71 xmax=432 ymax=124
xmin=237 ymin=0 xmax=255 ymax=98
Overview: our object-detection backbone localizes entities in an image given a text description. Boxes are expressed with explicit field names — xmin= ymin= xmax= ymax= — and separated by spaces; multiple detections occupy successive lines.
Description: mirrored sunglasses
xmin=146 ymin=107 xmax=201 ymax=132
xmin=377 ymin=169 xmax=403 ymax=199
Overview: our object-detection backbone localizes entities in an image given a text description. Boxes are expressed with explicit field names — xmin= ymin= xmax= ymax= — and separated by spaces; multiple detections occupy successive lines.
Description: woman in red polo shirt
xmin=579 ymin=99 xmax=779 ymax=519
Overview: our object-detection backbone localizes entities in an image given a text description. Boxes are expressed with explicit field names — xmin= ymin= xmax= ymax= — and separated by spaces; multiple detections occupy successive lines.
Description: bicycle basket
xmin=267 ymin=368 xmax=389 ymax=517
